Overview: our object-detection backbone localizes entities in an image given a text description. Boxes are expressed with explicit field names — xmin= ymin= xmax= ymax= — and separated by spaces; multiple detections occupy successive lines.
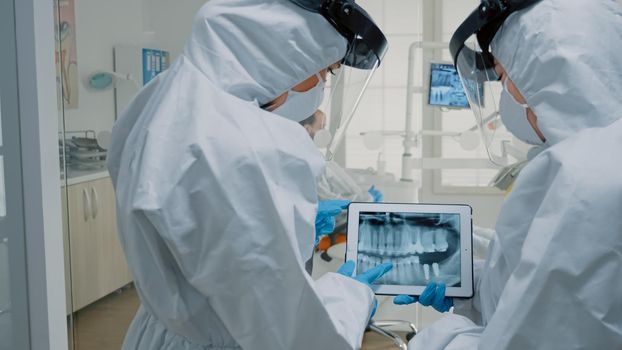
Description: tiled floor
xmin=68 ymin=285 xmax=407 ymax=350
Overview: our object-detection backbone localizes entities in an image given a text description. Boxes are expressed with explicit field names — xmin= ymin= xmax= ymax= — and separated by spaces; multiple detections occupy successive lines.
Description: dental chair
xmin=367 ymin=320 xmax=417 ymax=350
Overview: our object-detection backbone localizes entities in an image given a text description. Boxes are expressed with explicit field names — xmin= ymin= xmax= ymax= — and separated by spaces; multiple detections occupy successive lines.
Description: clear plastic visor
xmin=317 ymin=59 xmax=378 ymax=160
xmin=455 ymin=42 xmax=537 ymax=167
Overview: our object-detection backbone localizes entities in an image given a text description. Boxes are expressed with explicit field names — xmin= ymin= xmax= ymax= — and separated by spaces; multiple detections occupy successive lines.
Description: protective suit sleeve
xmin=472 ymin=226 xmax=494 ymax=260
xmin=315 ymin=273 xmax=375 ymax=346
xmin=405 ymin=261 xmax=490 ymax=349
xmin=451 ymin=227 xmax=493 ymax=324
xmin=137 ymin=155 xmax=372 ymax=350
xmin=475 ymin=149 xmax=622 ymax=349
xmin=408 ymin=314 xmax=483 ymax=349
xmin=452 ymin=259 xmax=484 ymax=325
xmin=410 ymin=132 xmax=622 ymax=349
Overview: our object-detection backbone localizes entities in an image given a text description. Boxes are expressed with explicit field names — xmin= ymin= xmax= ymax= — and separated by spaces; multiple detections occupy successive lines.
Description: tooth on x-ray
xmin=434 ymin=229 xmax=449 ymax=252
xmin=357 ymin=212 xmax=461 ymax=287
xmin=421 ymin=230 xmax=436 ymax=252
xmin=413 ymin=229 xmax=425 ymax=254
xmin=432 ymin=262 xmax=440 ymax=277
xmin=386 ymin=229 xmax=394 ymax=250
xmin=378 ymin=229 xmax=386 ymax=251
xmin=423 ymin=264 xmax=430 ymax=281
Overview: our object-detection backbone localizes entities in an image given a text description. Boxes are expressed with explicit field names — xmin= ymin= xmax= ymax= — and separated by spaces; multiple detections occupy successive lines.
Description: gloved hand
xmin=337 ymin=260 xmax=393 ymax=319
xmin=337 ymin=260 xmax=392 ymax=286
xmin=393 ymin=281 xmax=453 ymax=313
xmin=368 ymin=185 xmax=383 ymax=202
xmin=315 ymin=200 xmax=350 ymax=244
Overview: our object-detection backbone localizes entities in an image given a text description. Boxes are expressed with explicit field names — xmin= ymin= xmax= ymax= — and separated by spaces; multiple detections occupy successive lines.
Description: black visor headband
xmin=290 ymin=0 xmax=388 ymax=70
xmin=449 ymin=0 xmax=542 ymax=70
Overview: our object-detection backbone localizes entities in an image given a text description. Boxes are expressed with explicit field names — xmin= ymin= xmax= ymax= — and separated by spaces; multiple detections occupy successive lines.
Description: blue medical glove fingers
xmin=393 ymin=282 xmax=452 ymax=311
xmin=316 ymin=200 xmax=349 ymax=238
xmin=355 ymin=262 xmax=393 ymax=285
xmin=318 ymin=207 xmax=342 ymax=218
xmin=337 ymin=260 xmax=356 ymax=277
xmin=333 ymin=199 xmax=351 ymax=209
xmin=419 ymin=281 xmax=452 ymax=312
xmin=315 ymin=214 xmax=337 ymax=245
xmin=336 ymin=261 xmax=392 ymax=284
xmin=432 ymin=282 xmax=448 ymax=311
xmin=336 ymin=261 xmax=383 ymax=321
xmin=369 ymin=298 xmax=378 ymax=320
xmin=317 ymin=216 xmax=336 ymax=235
xmin=368 ymin=186 xmax=383 ymax=202
xmin=441 ymin=297 xmax=454 ymax=313
xmin=393 ymin=295 xmax=418 ymax=305
xmin=318 ymin=199 xmax=351 ymax=213
xmin=368 ymin=186 xmax=376 ymax=196
xmin=314 ymin=224 xmax=328 ymax=245
xmin=417 ymin=281 xmax=438 ymax=306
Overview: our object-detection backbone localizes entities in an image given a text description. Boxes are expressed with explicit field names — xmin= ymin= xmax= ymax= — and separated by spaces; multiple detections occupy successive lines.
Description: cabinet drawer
xmin=64 ymin=176 xmax=132 ymax=312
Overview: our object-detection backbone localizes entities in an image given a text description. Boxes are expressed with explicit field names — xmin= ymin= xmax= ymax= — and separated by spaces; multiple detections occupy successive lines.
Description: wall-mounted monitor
xmin=428 ymin=63 xmax=483 ymax=109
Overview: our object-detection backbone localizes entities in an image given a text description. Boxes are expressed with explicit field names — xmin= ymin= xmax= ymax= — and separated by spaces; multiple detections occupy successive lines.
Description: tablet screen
xmin=428 ymin=62 xmax=484 ymax=109
xmin=356 ymin=211 xmax=461 ymax=287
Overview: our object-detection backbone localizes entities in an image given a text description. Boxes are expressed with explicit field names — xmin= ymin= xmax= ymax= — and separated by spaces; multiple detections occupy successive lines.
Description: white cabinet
xmin=62 ymin=176 xmax=132 ymax=312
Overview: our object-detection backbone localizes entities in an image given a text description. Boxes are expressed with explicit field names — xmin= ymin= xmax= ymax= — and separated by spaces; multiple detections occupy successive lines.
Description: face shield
xmin=290 ymin=0 xmax=387 ymax=159
xmin=449 ymin=0 xmax=541 ymax=166
xmin=314 ymin=55 xmax=379 ymax=159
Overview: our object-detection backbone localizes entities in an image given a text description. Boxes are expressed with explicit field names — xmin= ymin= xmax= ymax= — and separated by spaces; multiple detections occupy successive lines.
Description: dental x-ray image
xmin=357 ymin=212 xmax=461 ymax=287
xmin=429 ymin=63 xmax=481 ymax=109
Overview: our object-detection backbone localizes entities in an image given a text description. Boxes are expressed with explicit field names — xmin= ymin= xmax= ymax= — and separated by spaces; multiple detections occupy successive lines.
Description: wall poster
xmin=54 ymin=0 xmax=79 ymax=109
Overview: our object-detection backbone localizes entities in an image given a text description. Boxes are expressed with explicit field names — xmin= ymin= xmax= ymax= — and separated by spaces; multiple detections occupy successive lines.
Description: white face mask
xmin=499 ymin=79 xmax=544 ymax=146
xmin=273 ymin=73 xmax=325 ymax=122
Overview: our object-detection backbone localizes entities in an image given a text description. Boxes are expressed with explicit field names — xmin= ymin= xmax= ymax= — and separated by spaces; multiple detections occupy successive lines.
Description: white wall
xmin=346 ymin=0 xmax=423 ymax=178
xmin=143 ymin=0 xmax=207 ymax=58
xmin=62 ymin=0 xmax=144 ymax=134
xmin=344 ymin=0 xmax=503 ymax=228
xmin=61 ymin=0 xmax=205 ymax=135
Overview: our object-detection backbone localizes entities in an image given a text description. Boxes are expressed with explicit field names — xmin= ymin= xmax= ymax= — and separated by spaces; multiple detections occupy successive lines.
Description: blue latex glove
xmin=337 ymin=260 xmax=393 ymax=319
xmin=337 ymin=260 xmax=392 ymax=286
xmin=393 ymin=281 xmax=453 ymax=313
xmin=315 ymin=200 xmax=350 ymax=244
xmin=368 ymin=185 xmax=383 ymax=202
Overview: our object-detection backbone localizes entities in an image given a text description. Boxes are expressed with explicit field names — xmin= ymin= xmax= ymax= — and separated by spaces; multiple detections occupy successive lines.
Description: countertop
xmin=61 ymin=168 xmax=109 ymax=186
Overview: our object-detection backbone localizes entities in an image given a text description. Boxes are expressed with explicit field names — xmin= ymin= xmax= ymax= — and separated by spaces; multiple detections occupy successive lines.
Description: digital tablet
xmin=346 ymin=202 xmax=473 ymax=298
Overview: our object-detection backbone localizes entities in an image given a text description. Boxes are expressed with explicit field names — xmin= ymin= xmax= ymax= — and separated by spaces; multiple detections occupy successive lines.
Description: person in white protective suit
xmin=106 ymin=0 xmax=394 ymax=349
xmin=395 ymin=0 xmax=622 ymax=348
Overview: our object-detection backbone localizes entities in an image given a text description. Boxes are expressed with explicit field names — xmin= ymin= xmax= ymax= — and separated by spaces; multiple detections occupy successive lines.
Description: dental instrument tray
xmin=345 ymin=202 xmax=473 ymax=298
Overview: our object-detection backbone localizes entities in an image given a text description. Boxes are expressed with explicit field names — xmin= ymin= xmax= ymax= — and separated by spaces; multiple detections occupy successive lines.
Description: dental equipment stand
xmin=367 ymin=320 xmax=417 ymax=350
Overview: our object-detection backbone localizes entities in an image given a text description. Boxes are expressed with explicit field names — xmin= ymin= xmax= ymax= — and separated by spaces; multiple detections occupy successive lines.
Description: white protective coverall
xmin=411 ymin=0 xmax=622 ymax=348
xmin=106 ymin=1 xmax=376 ymax=349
